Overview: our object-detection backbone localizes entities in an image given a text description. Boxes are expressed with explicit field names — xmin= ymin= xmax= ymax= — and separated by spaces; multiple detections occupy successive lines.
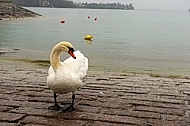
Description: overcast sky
xmin=73 ymin=0 xmax=190 ymax=11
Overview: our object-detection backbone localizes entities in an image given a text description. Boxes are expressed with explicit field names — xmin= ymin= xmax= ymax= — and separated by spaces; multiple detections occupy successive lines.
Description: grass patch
xmin=2 ymin=57 xmax=50 ymax=67
xmin=31 ymin=60 xmax=50 ymax=67
xmin=149 ymin=73 xmax=189 ymax=79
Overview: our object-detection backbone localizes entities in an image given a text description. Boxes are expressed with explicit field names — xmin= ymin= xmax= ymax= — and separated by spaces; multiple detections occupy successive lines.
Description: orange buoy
xmin=94 ymin=17 xmax=97 ymax=21
xmin=60 ymin=20 xmax=65 ymax=23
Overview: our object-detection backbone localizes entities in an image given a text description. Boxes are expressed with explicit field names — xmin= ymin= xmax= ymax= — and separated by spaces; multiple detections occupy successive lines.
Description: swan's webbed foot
xmin=62 ymin=93 xmax=76 ymax=112
xmin=48 ymin=93 xmax=63 ymax=111
xmin=62 ymin=104 xmax=75 ymax=112
xmin=48 ymin=104 xmax=63 ymax=111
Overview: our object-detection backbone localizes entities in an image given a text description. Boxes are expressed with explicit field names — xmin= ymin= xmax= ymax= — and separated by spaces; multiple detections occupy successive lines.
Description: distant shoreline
xmin=12 ymin=0 xmax=134 ymax=10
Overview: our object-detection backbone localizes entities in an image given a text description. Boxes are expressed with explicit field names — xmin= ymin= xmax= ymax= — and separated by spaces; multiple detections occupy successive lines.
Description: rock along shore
xmin=0 ymin=1 xmax=41 ymax=20
xmin=0 ymin=60 xmax=190 ymax=125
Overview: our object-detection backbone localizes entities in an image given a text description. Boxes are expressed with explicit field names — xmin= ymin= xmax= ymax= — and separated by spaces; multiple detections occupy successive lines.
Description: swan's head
xmin=59 ymin=42 xmax=76 ymax=59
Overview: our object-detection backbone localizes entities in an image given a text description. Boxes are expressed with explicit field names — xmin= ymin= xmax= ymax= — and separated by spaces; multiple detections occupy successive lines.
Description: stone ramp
xmin=0 ymin=66 xmax=190 ymax=126
xmin=0 ymin=1 xmax=41 ymax=20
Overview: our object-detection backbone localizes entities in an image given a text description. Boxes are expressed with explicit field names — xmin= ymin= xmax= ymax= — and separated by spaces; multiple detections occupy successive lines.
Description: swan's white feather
xmin=63 ymin=51 xmax=88 ymax=78
xmin=47 ymin=50 xmax=88 ymax=94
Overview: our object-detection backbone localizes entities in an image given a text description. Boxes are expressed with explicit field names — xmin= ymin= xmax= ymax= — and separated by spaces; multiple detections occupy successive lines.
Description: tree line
xmin=79 ymin=2 xmax=134 ymax=10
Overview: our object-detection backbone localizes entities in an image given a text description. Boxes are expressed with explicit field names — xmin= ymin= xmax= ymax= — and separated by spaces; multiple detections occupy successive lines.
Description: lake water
xmin=1 ymin=8 xmax=190 ymax=77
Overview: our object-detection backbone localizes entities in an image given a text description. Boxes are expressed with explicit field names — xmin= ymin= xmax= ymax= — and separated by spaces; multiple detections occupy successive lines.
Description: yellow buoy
xmin=84 ymin=35 xmax=93 ymax=41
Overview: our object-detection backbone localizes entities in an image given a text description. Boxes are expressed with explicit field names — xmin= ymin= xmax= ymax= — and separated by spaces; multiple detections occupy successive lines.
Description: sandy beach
xmin=0 ymin=59 xmax=190 ymax=126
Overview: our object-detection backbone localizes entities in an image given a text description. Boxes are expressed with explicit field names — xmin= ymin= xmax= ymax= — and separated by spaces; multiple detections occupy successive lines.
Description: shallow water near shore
xmin=0 ymin=8 xmax=190 ymax=77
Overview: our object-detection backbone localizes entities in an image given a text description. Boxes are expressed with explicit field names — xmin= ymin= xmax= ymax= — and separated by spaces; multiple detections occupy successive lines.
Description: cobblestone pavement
xmin=0 ymin=64 xmax=190 ymax=126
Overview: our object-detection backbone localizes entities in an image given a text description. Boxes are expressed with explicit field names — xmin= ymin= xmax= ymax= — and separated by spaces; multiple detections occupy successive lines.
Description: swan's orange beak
xmin=68 ymin=48 xmax=76 ymax=59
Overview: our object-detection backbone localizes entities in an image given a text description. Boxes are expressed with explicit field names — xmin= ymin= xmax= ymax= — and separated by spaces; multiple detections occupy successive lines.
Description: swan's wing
xmin=48 ymin=65 xmax=54 ymax=75
xmin=63 ymin=50 xmax=88 ymax=78
xmin=47 ymin=66 xmax=55 ymax=86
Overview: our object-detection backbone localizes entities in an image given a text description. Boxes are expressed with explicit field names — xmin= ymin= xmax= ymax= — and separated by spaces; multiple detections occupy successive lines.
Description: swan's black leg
xmin=62 ymin=93 xmax=75 ymax=112
xmin=71 ymin=93 xmax=75 ymax=110
xmin=48 ymin=93 xmax=63 ymax=111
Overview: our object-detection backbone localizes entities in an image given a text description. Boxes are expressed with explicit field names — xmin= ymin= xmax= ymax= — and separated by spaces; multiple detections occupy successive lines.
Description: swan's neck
xmin=50 ymin=47 xmax=61 ymax=71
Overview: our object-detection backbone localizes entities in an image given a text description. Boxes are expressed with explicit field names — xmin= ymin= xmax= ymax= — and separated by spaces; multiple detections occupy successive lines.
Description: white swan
xmin=47 ymin=41 xmax=88 ymax=111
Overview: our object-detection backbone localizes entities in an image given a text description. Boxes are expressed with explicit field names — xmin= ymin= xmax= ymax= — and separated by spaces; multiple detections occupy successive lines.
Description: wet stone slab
xmin=0 ymin=65 xmax=190 ymax=125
